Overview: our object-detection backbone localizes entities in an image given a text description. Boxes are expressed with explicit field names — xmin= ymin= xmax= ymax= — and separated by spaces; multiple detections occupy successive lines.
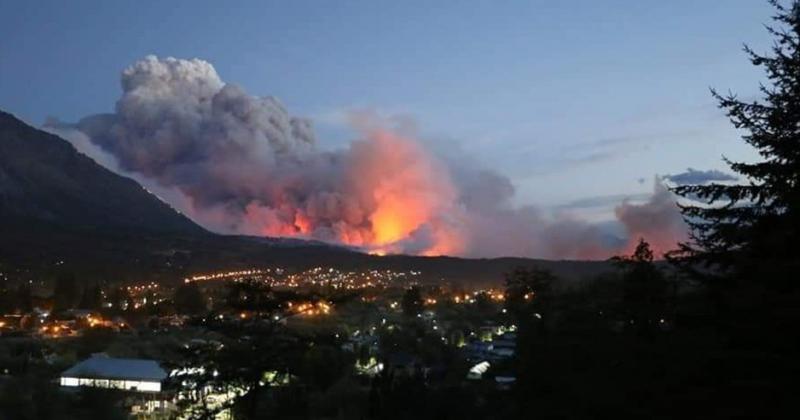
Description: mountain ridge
xmin=0 ymin=110 xmax=205 ymax=235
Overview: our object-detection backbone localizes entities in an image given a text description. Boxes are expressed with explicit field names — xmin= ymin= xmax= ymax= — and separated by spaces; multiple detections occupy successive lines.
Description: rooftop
xmin=62 ymin=355 xmax=167 ymax=382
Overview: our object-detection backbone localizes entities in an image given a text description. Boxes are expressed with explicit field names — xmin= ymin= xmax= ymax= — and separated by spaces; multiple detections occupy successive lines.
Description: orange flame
xmin=344 ymin=129 xmax=465 ymax=255
xmin=243 ymin=127 xmax=466 ymax=256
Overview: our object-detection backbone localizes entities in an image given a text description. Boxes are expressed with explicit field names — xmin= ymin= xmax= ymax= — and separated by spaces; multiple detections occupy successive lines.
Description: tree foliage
xmin=171 ymin=279 xmax=357 ymax=419
xmin=504 ymin=266 xmax=555 ymax=320
xmin=612 ymin=239 xmax=670 ymax=335
xmin=670 ymin=0 xmax=800 ymax=292
xmin=52 ymin=272 xmax=79 ymax=312
xmin=107 ymin=287 xmax=134 ymax=313
xmin=401 ymin=286 xmax=423 ymax=317
xmin=78 ymin=285 xmax=102 ymax=310
xmin=172 ymin=282 xmax=207 ymax=315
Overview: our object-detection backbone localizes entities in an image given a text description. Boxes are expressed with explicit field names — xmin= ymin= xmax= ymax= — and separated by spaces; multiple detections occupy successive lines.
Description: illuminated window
xmin=60 ymin=377 xmax=79 ymax=386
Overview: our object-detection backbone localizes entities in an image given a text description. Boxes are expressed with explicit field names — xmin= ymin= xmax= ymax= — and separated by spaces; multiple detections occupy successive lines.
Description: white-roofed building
xmin=60 ymin=354 xmax=168 ymax=393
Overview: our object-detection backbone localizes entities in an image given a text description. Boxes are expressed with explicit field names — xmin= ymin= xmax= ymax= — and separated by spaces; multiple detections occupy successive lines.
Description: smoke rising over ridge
xmin=47 ymin=56 xmax=686 ymax=259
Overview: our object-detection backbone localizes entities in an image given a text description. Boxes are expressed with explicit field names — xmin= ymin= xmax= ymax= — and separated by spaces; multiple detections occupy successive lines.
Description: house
xmin=495 ymin=375 xmax=516 ymax=390
xmin=490 ymin=337 xmax=516 ymax=359
xmin=490 ymin=346 xmax=515 ymax=359
xmin=467 ymin=361 xmax=491 ymax=380
xmin=464 ymin=340 xmax=493 ymax=361
xmin=60 ymin=354 xmax=168 ymax=392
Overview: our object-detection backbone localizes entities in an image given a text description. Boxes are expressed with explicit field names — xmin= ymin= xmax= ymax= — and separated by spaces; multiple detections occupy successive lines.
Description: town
xmin=0 ymin=265 xmax=532 ymax=418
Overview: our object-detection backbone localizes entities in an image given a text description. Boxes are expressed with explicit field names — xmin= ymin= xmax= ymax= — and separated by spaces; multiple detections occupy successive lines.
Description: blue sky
xmin=0 ymin=0 xmax=773 ymax=211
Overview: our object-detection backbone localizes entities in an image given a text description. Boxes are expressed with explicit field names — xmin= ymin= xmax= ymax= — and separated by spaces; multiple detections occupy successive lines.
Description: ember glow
xmin=312 ymin=128 xmax=462 ymax=256
xmin=49 ymin=55 xmax=687 ymax=259
xmin=235 ymin=127 xmax=464 ymax=256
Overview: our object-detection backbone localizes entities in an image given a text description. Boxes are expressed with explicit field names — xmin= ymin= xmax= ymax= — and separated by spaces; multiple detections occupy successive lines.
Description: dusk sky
xmin=0 ymin=1 xmax=775 ymax=257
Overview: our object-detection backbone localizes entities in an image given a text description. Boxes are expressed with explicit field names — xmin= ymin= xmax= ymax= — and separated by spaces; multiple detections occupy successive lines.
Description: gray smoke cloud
xmin=46 ymin=55 xmax=688 ymax=259
xmin=614 ymin=179 xmax=688 ymax=256
xmin=72 ymin=56 xmax=315 ymax=211
xmin=46 ymin=56 xmax=462 ymax=254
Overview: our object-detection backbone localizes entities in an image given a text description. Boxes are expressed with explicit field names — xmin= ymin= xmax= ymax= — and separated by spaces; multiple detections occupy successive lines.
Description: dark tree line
xmin=401 ymin=286 xmax=423 ymax=317
xmin=172 ymin=281 xmax=207 ymax=315
xmin=502 ymin=4 xmax=800 ymax=417
xmin=0 ymin=283 xmax=32 ymax=314
xmin=170 ymin=279 xmax=359 ymax=419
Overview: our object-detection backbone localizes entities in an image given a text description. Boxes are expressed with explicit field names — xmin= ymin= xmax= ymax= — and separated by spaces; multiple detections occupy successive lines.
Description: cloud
xmin=663 ymin=168 xmax=738 ymax=185
xmin=558 ymin=193 xmax=651 ymax=210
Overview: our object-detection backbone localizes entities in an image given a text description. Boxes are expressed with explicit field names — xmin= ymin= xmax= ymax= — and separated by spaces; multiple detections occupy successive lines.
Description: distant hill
xmin=0 ymin=110 xmax=204 ymax=235
xmin=0 ymin=109 xmax=613 ymax=286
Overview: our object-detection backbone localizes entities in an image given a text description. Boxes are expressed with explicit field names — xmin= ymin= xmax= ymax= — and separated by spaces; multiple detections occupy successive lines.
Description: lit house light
xmin=467 ymin=361 xmax=491 ymax=380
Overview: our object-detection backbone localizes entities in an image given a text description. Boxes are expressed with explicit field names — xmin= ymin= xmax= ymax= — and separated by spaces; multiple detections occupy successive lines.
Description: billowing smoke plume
xmin=614 ymin=180 xmax=688 ymax=257
xmin=47 ymin=56 xmax=687 ymax=259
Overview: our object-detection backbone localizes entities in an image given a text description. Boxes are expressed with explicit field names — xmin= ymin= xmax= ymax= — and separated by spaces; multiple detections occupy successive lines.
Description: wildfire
xmin=60 ymin=56 xmax=689 ymax=262
xmin=344 ymin=129 xmax=462 ymax=256
xmin=249 ymin=128 xmax=466 ymax=257
xmin=290 ymin=301 xmax=332 ymax=317
xmin=370 ymin=194 xmax=418 ymax=246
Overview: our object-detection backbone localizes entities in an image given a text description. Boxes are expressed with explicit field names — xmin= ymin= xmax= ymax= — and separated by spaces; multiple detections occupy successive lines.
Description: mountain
xmin=0 ymin=110 xmax=203 ymax=235
xmin=0 ymin=109 xmax=613 ymax=286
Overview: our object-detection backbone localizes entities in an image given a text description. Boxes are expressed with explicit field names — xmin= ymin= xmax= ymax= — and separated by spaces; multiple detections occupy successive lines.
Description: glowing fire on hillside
xmin=50 ymin=55 xmax=688 ymax=260
xmin=241 ymin=129 xmax=466 ymax=257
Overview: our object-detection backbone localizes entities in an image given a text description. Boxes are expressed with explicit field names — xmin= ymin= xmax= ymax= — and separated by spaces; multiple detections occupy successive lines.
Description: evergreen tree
xmin=401 ymin=286 xmax=423 ymax=318
xmin=670 ymin=0 xmax=800 ymax=293
xmin=504 ymin=266 xmax=555 ymax=321
xmin=173 ymin=280 xmax=315 ymax=419
xmin=53 ymin=273 xmax=79 ymax=312
xmin=173 ymin=282 xmax=207 ymax=315
xmin=613 ymin=239 xmax=669 ymax=335
xmin=0 ymin=287 xmax=10 ymax=314
xmin=108 ymin=287 xmax=133 ymax=312
xmin=503 ymin=266 xmax=557 ymax=415
xmin=16 ymin=283 xmax=33 ymax=313
xmin=78 ymin=285 xmax=102 ymax=310
xmin=0 ymin=284 xmax=31 ymax=314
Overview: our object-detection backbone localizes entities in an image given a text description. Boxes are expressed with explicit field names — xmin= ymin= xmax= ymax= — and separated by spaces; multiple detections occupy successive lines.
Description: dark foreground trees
xmin=670 ymin=1 xmax=800 ymax=298
xmin=52 ymin=272 xmax=79 ymax=312
xmin=668 ymin=1 xmax=800 ymax=364
xmin=172 ymin=280 xmax=301 ymax=419
xmin=659 ymin=2 xmax=800 ymax=415
xmin=613 ymin=239 xmax=671 ymax=336
xmin=505 ymin=4 xmax=800 ymax=416
xmin=171 ymin=279 xmax=360 ymax=419
xmin=172 ymin=281 xmax=207 ymax=315
xmin=505 ymin=237 xmax=795 ymax=418
xmin=400 ymin=286 xmax=423 ymax=318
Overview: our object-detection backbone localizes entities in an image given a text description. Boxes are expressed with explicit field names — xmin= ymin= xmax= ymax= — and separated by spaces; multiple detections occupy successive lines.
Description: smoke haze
xmin=46 ymin=56 xmax=687 ymax=259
